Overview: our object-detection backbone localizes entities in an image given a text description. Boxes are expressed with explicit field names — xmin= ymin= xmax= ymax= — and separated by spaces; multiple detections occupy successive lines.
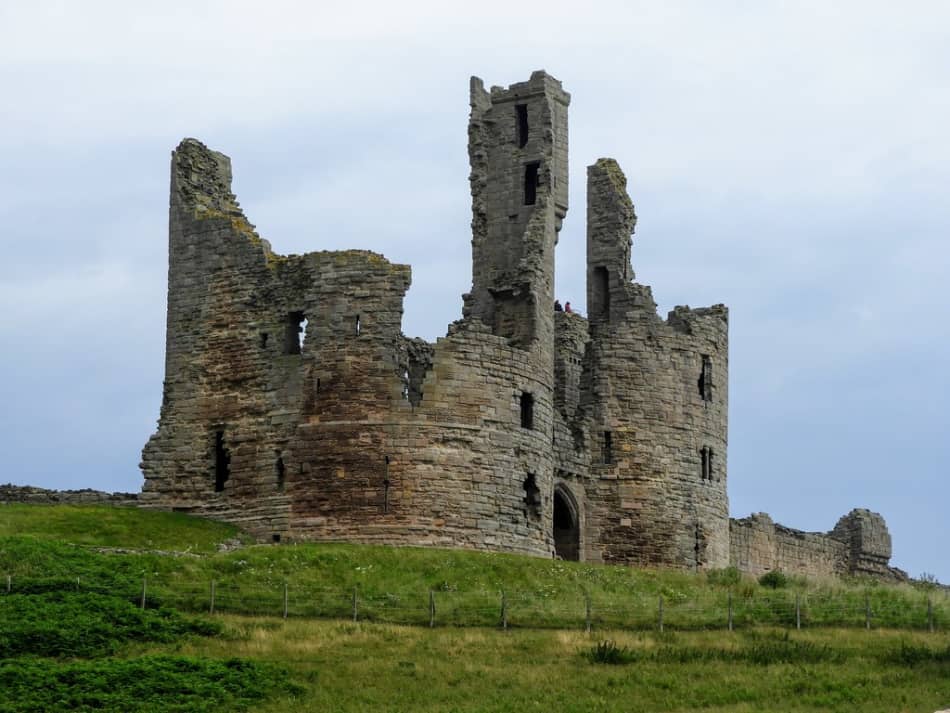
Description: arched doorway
xmin=553 ymin=486 xmax=579 ymax=561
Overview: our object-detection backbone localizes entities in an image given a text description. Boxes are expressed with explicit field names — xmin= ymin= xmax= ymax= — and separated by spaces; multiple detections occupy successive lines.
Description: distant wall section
xmin=729 ymin=509 xmax=907 ymax=581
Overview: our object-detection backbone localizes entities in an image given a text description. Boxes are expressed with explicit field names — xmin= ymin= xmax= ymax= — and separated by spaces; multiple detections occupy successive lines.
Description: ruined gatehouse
xmin=141 ymin=71 xmax=901 ymax=579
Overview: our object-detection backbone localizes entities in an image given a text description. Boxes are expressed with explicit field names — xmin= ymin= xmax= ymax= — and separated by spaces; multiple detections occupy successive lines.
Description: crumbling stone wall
xmin=730 ymin=509 xmax=906 ymax=580
xmin=138 ymin=69 xmax=900 ymax=580
xmin=571 ymin=159 xmax=730 ymax=568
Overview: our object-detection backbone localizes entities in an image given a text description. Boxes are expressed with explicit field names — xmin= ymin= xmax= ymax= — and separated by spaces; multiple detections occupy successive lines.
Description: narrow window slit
xmin=699 ymin=355 xmax=713 ymax=402
xmin=523 ymin=162 xmax=540 ymax=205
xmin=355 ymin=314 xmax=361 ymax=336
xmin=283 ymin=312 xmax=306 ymax=355
xmin=383 ymin=456 xmax=391 ymax=513
xmin=275 ymin=453 xmax=285 ymax=492
xmin=522 ymin=473 xmax=541 ymax=520
xmin=516 ymin=104 xmax=529 ymax=147
xmin=602 ymin=431 xmax=613 ymax=465
xmin=700 ymin=446 xmax=715 ymax=481
xmin=213 ymin=430 xmax=230 ymax=492
xmin=520 ymin=392 xmax=534 ymax=429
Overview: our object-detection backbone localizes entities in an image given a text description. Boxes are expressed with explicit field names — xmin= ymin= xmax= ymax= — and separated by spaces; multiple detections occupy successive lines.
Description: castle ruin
xmin=141 ymin=71 xmax=901 ymax=579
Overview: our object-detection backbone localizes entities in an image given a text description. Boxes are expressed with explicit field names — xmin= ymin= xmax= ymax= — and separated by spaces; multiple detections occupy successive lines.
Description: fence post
xmin=585 ymin=594 xmax=592 ymax=633
xmin=500 ymin=590 xmax=508 ymax=631
xmin=429 ymin=590 xmax=436 ymax=628
xmin=865 ymin=593 xmax=871 ymax=630
xmin=727 ymin=592 xmax=733 ymax=631
xmin=210 ymin=580 xmax=216 ymax=615
xmin=928 ymin=597 xmax=934 ymax=633
xmin=283 ymin=582 xmax=289 ymax=619
xmin=352 ymin=587 xmax=358 ymax=623
xmin=140 ymin=577 xmax=147 ymax=610
xmin=658 ymin=596 xmax=664 ymax=633
xmin=795 ymin=594 xmax=801 ymax=630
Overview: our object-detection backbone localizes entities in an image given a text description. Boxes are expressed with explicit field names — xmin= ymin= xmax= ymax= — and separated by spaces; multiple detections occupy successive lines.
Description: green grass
xmin=169 ymin=617 xmax=950 ymax=713
xmin=3 ymin=504 xmax=950 ymax=712
xmin=0 ymin=504 xmax=246 ymax=553
xmin=1 ymin=505 xmax=947 ymax=631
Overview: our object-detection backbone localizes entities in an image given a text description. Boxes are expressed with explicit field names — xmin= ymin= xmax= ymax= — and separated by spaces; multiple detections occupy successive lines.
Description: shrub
xmin=0 ymin=656 xmax=297 ymax=713
xmin=0 ymin=590 xmax=220 ymax=658
xmin=758 ymin=570 xmax=788 ymax=589
xmin=587 ymin=640 xmax=633 ymax=665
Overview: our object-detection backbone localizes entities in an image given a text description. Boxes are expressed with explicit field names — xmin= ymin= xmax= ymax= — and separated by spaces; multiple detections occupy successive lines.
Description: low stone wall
xmin=730 ymin=509 xmax=907 ymax=581
xmin=730 ymin=513 xmax=848 ymax=578
xmin=0 ymin=484 xmax=139 ymax=507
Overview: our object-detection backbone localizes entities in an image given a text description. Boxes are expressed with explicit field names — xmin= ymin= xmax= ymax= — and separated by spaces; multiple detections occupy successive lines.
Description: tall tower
xmin=466 ymin=70 xmax=569 ymax=354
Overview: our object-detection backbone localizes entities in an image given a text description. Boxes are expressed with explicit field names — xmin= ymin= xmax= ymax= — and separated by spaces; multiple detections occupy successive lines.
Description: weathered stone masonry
xmin=139 ymin=70 xmax=902 ymax=579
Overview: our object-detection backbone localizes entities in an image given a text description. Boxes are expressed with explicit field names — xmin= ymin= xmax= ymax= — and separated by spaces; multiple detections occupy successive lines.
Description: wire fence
xmin=5 ymin=573 xmax=948 ymax=633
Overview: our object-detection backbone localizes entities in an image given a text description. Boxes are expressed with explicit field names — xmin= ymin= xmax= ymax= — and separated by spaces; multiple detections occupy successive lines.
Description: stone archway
xmin=553 ymin=486 xmax=580 ymax=561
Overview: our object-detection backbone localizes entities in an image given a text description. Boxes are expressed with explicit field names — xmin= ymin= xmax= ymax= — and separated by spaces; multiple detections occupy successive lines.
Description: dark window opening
xmin=699 ymin=355 xmax=713 ymax=402
xmin=701 ymin=446 xmax=715 ymax=481
xmin=383 ymin=456 xmax=391 ymax=514
xmin=283 ymin=312 xmax=306 ymax=355
xmin=260 ymin=332 xmax=269 ymax=349
xmin=516 ymin=104 xmax=529 ymax=147
xmin=276 ymin=454 xmax=285 ymax=492
xmin=523 ymin=473 xmax=541 ymax=520
xmin=592 ymin=266 xmax=610 ymax=321
xmin=602 ymin=431 xmax=613 ymax=465
xmin=695 ymin=524 xmax=704 ymax=568
xmin=272 ymin=533 xmax=281 ymax=543
xmin=213 ymin=430 xmax=230 ymax=492
xmin=523 ymin=162 xmax=540 ymax=206
xmin=520 ymin=392 xmax=534 ymax=429
xmin=355 ymin=314 xmax=361 ymax=336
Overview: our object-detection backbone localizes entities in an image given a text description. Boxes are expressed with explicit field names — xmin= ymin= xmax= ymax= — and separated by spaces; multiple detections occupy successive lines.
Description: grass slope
xmin=1 ymin=505 xmax=947 ymax=631
xmin=174 ymin=617 xmax=950 ymax=713
xmin=2 ymin=504 xmax=949 ymax=712
xmin=1 ymin=503 xmax=246 ymax=553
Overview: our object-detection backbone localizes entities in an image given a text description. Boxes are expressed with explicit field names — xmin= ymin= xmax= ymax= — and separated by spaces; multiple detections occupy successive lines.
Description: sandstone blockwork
xmin=139 ymin=71 xmax=902 ymax=580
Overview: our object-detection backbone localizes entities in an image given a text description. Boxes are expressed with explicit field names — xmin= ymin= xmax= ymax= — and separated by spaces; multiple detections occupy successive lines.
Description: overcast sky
xmin=1 ymin=1 xmax=947 ymax=582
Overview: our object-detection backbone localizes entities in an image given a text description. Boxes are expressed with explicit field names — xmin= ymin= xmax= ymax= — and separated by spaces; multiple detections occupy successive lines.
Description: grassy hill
xmin=2 ymin=503 xmax=949 ymax=712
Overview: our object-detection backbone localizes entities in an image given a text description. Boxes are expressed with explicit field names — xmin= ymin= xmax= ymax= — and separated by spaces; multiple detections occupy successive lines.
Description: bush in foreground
xmin=0 ymin=656 xmax=296 ymax=713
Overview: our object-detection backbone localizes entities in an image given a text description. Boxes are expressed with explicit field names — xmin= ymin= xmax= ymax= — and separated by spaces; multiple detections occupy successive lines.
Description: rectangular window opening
xmin=355 ymin=314 xmax=361 ymax=336
xmin=516 ymin=104 xmax=529 ymax=148
xmin=701 ymin=446 xmax=715 ymax=481
xmin=522 ymin=473 xmax=541 ymax=520
xmin=275 ymin=453 xmax=285 ymax=492
xmin=592 ymin=266 xmax=610 ymax=321
xmin=214 ymin=430 xmax=230 ymax=492
xmin=523 ymin=162 xmax=540 ymax=206
xmin=602 ymin=431 xmax=613 ymax=465
xmin=283 ymin=312 xmax=306 ymax=355
xmin=699 ymin=355 xmax=713 ymax=402
xmin=520 ymin=392 xmax=534 ymax=429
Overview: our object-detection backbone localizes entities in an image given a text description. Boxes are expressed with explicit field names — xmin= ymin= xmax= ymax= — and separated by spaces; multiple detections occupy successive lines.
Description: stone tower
xmin=581 ymin=159 xmax=730 ymax=568
xmin=465 ymin=70 xmax=569 ymax=355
